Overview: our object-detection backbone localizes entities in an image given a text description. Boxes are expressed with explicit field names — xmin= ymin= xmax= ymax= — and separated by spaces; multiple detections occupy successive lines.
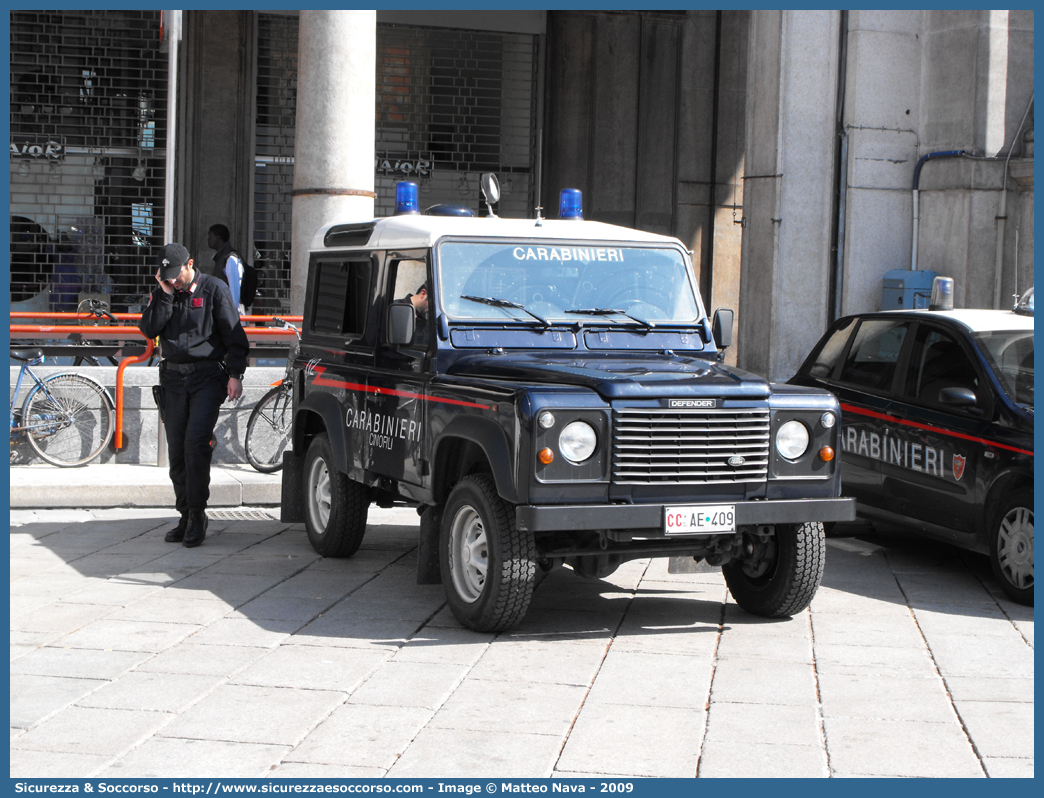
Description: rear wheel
xmin=245 ymin=385 xmax=292 ymax=473
xmin=23 ymin=373 xmax=114 ymax=467
xmin=723 ymin=523 xmax=825 ymax=617
xmin=303 ymin=433 xmax=369 ymax=557
xmin=990 ymin=489 xmax=1033 ymax=605
xmin=440 ymin=474 xmax=536 ymax=632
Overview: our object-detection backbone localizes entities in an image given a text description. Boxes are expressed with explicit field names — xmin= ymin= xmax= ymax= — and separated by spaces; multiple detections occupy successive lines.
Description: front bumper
xmin=516 ymin=497 xmax=855 ymax=533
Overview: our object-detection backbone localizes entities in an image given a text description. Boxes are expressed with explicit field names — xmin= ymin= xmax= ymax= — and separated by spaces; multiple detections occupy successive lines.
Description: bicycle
xmin=244 ymin=317 xmax=298 ymax=473
xmin=10 ymin=348 xmax=115 ymax=467
xmin=71 ymin=298 xmax=122 ymax=367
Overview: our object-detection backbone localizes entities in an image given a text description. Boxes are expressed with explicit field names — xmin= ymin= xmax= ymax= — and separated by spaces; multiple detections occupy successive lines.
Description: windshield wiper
xmin=461 ymin=295 xmax=550 ymax=328
xmin=565 ymin=307 xmax=655 ymax=329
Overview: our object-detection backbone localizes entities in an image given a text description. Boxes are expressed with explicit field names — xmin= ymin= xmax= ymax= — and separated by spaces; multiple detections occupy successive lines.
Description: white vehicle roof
xmin=312 ymin=214 xmax=685 ymax=252
xmin=895 ymin=308 xmax=1034 ymax=333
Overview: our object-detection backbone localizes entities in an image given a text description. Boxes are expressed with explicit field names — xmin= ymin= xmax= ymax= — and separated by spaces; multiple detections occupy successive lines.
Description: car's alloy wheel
xmin=991 ymin=489 xmax=1033 ymax=605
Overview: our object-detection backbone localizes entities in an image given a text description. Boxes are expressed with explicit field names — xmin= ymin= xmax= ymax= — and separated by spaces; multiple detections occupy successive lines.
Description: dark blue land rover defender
xmin=281 ymin=183 xmax=855 ymax=631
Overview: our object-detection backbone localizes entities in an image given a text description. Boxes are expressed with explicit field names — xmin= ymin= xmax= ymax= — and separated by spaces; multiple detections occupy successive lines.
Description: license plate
xmin=664 ymin=505 xmax=736 ymax=535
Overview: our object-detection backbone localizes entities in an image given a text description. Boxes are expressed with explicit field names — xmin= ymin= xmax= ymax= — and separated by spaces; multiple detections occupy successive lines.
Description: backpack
xmin=230 ymin=251 xmax=261 ymax=308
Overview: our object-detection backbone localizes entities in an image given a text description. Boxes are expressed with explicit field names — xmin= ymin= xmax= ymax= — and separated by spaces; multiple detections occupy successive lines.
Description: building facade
xmin=9 ymin=9 xmax=1033 ymax=380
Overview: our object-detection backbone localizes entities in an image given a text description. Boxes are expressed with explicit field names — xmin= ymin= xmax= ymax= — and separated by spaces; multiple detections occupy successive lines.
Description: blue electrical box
xmin=881 ymin=269 xmax=938 ymax=310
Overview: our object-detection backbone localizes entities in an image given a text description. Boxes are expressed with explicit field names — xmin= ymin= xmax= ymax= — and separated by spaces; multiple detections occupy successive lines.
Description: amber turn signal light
xmin=538 ymin=447 xmax=555 ymax=465
xmin=819 ymin=446 xmax=835 ymax=462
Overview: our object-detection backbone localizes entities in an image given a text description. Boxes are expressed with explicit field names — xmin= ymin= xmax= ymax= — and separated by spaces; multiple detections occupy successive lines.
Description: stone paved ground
xmin=10 ymin=509 xmax=1034 ymax=778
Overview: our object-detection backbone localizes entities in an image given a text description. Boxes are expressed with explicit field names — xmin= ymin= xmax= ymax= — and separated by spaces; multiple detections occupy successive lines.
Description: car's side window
xmin=903 ymin=327 xmax=980 ymax=407
xmin=311 ymin=258 xmax=373 ymax=337
xmin=807 ymin=319 xmax=855 ymax=380
xmin=387 ymin=258 xmax=430 ymax=349
xmin=836 ymin=319 xmax=909 ymax=391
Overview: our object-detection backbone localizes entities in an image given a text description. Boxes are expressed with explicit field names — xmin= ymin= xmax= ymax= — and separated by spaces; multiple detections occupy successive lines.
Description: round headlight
xmin=776 ymin=420 xmax=810 ymax=461
xmin=559 ymin=421 xmax=597 ymax=464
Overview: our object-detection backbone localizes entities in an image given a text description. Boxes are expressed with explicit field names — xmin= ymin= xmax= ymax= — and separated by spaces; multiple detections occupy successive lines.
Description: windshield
xmin=436 ymin=241 xmax=702 ymax=325
xmin=974 ymin=330 xmax=1034 ymax=408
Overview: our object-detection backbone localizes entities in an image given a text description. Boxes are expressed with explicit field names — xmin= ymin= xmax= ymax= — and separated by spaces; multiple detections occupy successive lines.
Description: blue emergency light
xmin=395 ymin=181 xmax=420 ymax=215
xmin=559 ymin=188 xmax=583 ymax=219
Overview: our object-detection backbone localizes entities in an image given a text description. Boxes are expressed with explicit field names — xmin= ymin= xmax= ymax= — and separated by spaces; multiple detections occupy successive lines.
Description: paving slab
xmin=10 ymin=646 xmax=151 ymax=680
xmin=347 ymin=661 xmax=468 ymax=710
xmin=710 ymin=657 xmax=817 ymax=707
xmin=188 ymin=617 xmax=302 ymax=648
xmin=56 ymin=618 xmax=200 ymax=653
xmin=75 ymin=671 xmax=225 ymax=714
xmin=583 ymin=649 xmax=711 ymax=709
xmin=924 ymin=633 xmax=1035 ymax=679
xmin=231 ymin=644 xmax=391 ymax=692
xmin=698 ymin=740 xmax=828 ymax=778
xmin=12 ymin=705 xmax=173 ymax=756
xmin=704 ymin=702 xmax=821 ymax=748
xmin=824 ymin=716 xmax=985 ymax=777
xmin=134 ymin=643 xmax=268 ymax=677
xmin=391 ymin=627 xmax=494 ymax=666
xmin=427 ymin=677 xmax=587 ymax=737
xmin=813 ymin=641 xmax=937 ymax=676
xmin=270 ymin=763 xmax=387 ymax=778
xmin=388 ymin=726 xmax=561 ymax=778
xmin=981 ymin=757 xmax=1035 ymax=778
xmin=954 ymin=701 xmax=1035 ymax=759
xmin=556 ymin=702 xmax=703 ymax=778
xmin=467 ymin=638 xmax=605 ymax=686
xmin=817 ymin=672 xmax=956 ymax=722
xmin=10 ymin=674 xmax=108 ymax=729
xmin=288 ymin=703 xmax=433 ymax=769
xmin=9 ymin=748 xmax=113 ymax=778
xmin=945 ymin=676 xmax=1035 ymax=703
xmin=101 ymin=737 xmax=291 ymax=778
xmin=161 ymin=684 xmax=344 ymax=746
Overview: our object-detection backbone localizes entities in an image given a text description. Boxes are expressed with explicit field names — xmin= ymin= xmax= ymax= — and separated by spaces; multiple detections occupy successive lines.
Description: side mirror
xmin=387 ymin=302 xmax=415 ymax=345
xmin=712 ymin=308 xmax=734 ymax=350
xmin=938 ymin=386 xmax=977 ymax=407
xmin=699 ymin=317 xmax=714 ymax=345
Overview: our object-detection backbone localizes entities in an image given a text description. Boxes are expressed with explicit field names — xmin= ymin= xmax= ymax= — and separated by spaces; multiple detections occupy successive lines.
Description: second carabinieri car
xmin=790 ymin=281 xmax=1033 ymax=605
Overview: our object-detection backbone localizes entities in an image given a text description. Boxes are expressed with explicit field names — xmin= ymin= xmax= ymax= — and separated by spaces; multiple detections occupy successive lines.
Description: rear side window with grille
xmin=311 ymin=259 xmax=373 ymax=336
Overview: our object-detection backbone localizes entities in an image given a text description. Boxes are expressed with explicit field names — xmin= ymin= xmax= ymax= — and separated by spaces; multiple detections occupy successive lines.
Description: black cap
xmin=157 ymin=243 xmax=191 ymax=280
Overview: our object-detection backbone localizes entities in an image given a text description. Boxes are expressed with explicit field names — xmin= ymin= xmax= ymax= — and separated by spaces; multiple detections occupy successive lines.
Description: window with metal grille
xmin=10 ymin=10 xmax=168 ymax=312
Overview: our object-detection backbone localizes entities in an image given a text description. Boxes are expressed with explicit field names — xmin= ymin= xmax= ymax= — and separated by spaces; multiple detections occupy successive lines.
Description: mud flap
xmin=417 ymin=505 xmax=443 ymax=584
xmin=280 ymin=449 xmax=305 ymax=523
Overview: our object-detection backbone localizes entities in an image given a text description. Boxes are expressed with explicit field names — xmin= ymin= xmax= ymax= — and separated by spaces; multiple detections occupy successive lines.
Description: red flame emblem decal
xmin=952 ymin=454 xmax=966 ymax=481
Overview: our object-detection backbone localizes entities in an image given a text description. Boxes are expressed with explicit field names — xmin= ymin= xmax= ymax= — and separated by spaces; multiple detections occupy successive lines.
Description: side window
xmin=903 ymin=327 xmax=980 ymax=406
xmin=311 ymin=259 xmax=373 ymax=336
xmin=837 ymin=319 xmax=909 ymax=391
xmin=808 ymin=318 xmax=856 ymax=379
xmin=388 ymin=258 xmax=429 ymax=348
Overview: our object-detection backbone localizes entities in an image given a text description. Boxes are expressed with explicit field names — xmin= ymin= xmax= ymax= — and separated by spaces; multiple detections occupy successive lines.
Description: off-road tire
xmin=989 ymin=489 xmax=1033 ymax=606
xmin=723 ymin=522 xmax=826 ymax=617
xmin=440 ymin=474 xmax=536 ymax=632
xmin=303 ymin=433 xmax=369 ymax=557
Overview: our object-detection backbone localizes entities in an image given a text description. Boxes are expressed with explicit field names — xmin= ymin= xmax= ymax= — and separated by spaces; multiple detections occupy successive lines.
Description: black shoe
xmin=164 ymin=513 xmax=188 ymax=543
xmin=183 ymin=510 xmax=209 ymax=548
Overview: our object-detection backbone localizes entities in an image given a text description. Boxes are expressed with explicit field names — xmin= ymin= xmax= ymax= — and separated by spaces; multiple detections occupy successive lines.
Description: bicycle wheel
xmin=23 ymin=373 xmax=114 ymax=467
xmin=245 ymin=385 xmax=293 ymax=473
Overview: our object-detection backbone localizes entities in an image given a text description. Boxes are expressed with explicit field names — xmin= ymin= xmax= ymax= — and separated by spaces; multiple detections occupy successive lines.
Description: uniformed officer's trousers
xmin=160 ymin=361 xmax=227 ymax=513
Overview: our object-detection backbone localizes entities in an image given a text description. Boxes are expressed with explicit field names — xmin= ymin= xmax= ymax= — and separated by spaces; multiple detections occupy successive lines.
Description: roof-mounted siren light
xmin=395 ymin=181 xmax=420 ymax=215
xmin=480 ymin=173 xmax=500 ymax=217
xmin=559 ymin=188 xmax=583 ymax=219
xmin=929 ymin=276 xmax=954 ymax=311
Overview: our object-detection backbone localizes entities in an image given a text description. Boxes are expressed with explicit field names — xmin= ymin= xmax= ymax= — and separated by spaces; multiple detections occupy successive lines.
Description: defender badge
xmin=670 ymin=399 xmax=717 ymax=409
xmin=953 ymin=454 xmax=966 ymax=481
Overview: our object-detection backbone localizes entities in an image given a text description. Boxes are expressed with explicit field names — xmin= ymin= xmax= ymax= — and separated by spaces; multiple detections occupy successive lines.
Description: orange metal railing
xmin=11 ymin=314 xmax=302 ymax=451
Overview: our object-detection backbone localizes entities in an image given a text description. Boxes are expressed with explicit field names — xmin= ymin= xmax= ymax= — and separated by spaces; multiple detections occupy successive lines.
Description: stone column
xmin=291 ymin=11 xmax=376 ymax=315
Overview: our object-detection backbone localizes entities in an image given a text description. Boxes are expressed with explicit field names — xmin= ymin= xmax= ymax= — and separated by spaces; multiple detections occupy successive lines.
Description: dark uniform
xmin=139 ymin=243 xmax=249 ymax=547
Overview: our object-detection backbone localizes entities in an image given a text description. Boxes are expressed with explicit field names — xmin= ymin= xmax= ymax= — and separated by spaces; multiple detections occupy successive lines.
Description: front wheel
xmin=302 ymin=432 xmax=369 ymax=557
xmin=245 ymin=385 xmax=292 ymax=473
xmin=722 ymin=523 xmax=825 ymax=617
xmin=23 ymin=373 xmax=114 ymax=467
xmin=990 ymin=489 xmax=1033 ymax=605
xmin=440 ymin=474 xmax=536 ymax=632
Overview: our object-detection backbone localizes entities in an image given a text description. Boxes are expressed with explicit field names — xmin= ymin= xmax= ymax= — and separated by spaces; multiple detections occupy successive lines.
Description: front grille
xmin=612 ymin=406 xmax=770 ymax=485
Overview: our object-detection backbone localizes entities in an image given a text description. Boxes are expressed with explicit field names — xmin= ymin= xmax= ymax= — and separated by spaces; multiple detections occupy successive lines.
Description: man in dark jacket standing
xmin=139 ymin=243 xmax=249 ymax=547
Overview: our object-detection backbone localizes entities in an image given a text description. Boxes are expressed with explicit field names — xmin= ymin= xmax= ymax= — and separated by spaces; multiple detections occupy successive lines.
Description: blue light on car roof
xmin=558 ymin=188 xmax=583 ymax=219
xmin=395 ymin=182 xmax=420 ymax=215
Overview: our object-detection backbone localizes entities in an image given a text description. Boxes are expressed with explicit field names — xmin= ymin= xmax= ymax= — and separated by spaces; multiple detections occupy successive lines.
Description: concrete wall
xmin=739 ymin=10 xmax=841 ymax=381
xmin=10 ymin=366 xmax=284 ymax=466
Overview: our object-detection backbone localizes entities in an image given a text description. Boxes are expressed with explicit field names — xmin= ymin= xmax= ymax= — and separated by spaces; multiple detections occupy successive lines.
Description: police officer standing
xmin=140 ymin=243 xmax=249 ymax=547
